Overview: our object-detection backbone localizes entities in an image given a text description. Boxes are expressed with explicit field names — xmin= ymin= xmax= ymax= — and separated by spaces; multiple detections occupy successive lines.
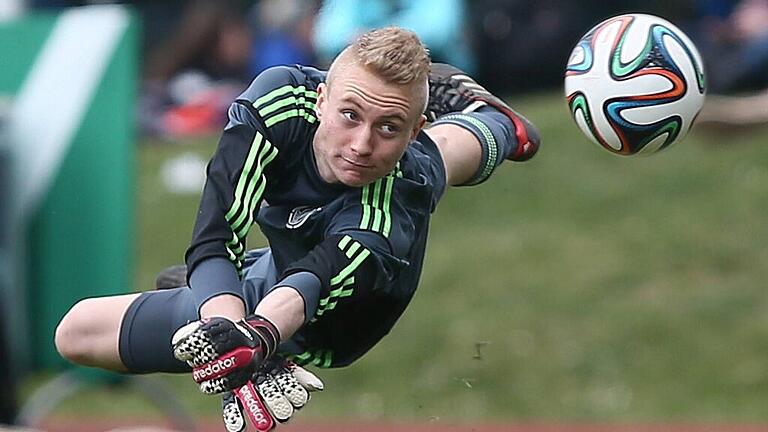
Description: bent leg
xmin=427 ymin=107 xmax=530 ymax=187
xmin=425 ymin=123 xmax=481 ymax=186
xmin=55 ymin=293 xmax=140 ymax=372
xmin=56 ymin=287 xmax=199 ymax=373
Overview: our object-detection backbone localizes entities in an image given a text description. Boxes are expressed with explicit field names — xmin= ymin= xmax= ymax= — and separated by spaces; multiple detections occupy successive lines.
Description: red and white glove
xmin=171 ymin=315 xmax=280 ymax=394
xmin=222 ymin=357 xmax=324 ymax=432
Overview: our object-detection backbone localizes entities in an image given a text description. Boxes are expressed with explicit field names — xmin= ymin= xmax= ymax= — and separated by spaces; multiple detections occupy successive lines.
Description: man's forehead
xmin=339 ymin=91 xmax=410 ymax=118
xmin=331 ymin=65 xmax=420 ymax=97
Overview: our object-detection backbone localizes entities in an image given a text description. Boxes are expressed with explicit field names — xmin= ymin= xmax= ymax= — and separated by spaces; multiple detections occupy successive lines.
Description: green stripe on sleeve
xmin=230 ymin=142 xmax=274 ymax=229
xmin=222 ymin=132 xmax=278 ymax=270
xmin=264 ymin=108 xmax=317 ymax=127
xmin=288 ymin=349 xmax=334 ymax=369
xmin=345 ymin=241 xmax=361 ymax=259
xmin=225 ymin=132 xmax=264 ymax=221
xmin=330 ymin=248 xmax=370 ymax=285
xmin=338 ymin=235 xmax=352 ymax=250
xmin=253 ymin=84 xmax=296 ymax=108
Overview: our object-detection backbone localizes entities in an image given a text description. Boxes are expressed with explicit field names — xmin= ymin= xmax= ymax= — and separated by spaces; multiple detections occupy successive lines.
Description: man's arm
xmin=185 ymin=66 xmax=322 ymax=322
xmin=253 ymin=287 xmax=305 ymax=341
xmin=185 ymin=103 xmax=276 ymax=319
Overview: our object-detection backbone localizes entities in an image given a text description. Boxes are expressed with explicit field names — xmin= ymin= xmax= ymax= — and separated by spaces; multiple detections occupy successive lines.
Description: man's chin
xmin=338 ymin=170 xmax=376 ymax=188
xmin=340 ymin=178 xmax=372 ymax=188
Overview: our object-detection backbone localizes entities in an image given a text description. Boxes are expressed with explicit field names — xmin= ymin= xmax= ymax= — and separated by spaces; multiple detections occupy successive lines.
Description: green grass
xmin=24 ymin=92 xmax=768 ymax=423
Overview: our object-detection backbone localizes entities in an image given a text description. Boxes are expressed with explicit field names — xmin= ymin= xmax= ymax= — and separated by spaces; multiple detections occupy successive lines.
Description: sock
xmin=431 ymin=106 xmax=519 ymax=185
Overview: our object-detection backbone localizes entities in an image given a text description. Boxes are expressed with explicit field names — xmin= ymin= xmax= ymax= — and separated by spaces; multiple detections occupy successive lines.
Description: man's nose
xmin=350 ymin=128 xmax=374 ymax=156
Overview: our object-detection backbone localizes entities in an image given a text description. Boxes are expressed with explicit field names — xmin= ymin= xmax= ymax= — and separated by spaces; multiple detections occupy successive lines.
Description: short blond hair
xmin=327 ymin=26 xmax=431 ymax=113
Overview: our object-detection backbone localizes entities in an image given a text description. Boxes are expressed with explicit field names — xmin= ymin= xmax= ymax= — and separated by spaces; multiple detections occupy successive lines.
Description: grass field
xmin=22 ymin=91 xmax=768 ymax=425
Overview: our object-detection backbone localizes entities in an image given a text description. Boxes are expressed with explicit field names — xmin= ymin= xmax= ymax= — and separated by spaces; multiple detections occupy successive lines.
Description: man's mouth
xmin=341 ymin=156 xmax=372 ymax=169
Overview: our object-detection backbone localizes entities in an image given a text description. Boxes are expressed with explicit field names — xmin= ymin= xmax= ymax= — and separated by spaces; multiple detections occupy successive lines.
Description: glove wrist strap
xmin=245 ymin=314 xmax=280 ymax=359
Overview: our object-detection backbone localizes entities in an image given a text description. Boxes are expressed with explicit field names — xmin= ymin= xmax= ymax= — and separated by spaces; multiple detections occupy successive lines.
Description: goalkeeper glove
xmin=222 ymin=356 xmax=324 ymax=432
xmin=171 ymin=314 xmax=280 ymax=394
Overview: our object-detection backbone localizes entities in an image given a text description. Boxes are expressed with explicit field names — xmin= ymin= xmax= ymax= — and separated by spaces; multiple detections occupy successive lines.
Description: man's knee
xmin=55 ymin=298 xmax=98 ymax=364
xmin=54 ymin=296 xmax=132 ymax=370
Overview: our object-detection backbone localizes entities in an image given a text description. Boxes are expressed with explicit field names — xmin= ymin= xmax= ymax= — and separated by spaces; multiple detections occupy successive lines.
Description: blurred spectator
xmin=313 ymin=0 xmax=475 ymax=73
xmin=249 ymin=0 xmax=319 ymax=76
xmin=686 ymin=0 xmax=768 ymax=129
xmin=139 ymin=0 xmax=253 ymax=138
xmin=26 ymin=0 xmax=260 ymax=138
xmin=691 ymin=0 xmax=768 ymax=93
xmin=139 ymin=0 xmax=319 ymax=138
xmin=143 ymin=0 xmax=253 ymax=84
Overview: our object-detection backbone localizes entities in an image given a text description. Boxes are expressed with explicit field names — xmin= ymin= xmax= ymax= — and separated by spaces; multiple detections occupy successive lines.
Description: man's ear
xmin=411 ymin=114 xmax=427 ymax=140
xmin=315 ymin=82 xmax=327 ymax=118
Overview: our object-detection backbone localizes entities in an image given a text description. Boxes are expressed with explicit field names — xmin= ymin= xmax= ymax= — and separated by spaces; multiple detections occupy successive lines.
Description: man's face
xmin=312 ymin=63 xmax=426 ymax=187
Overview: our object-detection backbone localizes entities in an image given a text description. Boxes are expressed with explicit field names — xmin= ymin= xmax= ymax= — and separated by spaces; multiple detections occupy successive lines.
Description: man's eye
xmin=342 ymin=111 xmax=357 ymax=121
xmin=381 ymin=124 xmax=400 ymax=134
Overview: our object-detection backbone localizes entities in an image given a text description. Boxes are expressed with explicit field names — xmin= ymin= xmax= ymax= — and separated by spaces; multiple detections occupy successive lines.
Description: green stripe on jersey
xmin=289 ymin=350 xmax=333 ymax=368
xmin=223 ymin=131 xmax=278 ymax=269
xmin=345 ymin=241 xmax=361 ymax=259
xmin=315 ymin=277 xmax=354 ymax=319
xmin=359 ymin=173 xmax=396 ymax=236
xmin=370 ymin=179 xmax=383 ymax=232
xmin=253 ymin=84 xmax=318 ymax=127
xmin=337 ymin=234 xmax=352 ymax=250
xmin=330 ymin=248 xmax=370 ymax=286
xmin=259 ymin=94 xmax=315 ymax=117
xmin=253 ymin=84 xmax=317 ymax=108
xmin=382 ymin=176 xmax=394 ymax=237
xmin=264 ymin=108 xmax=316 ymax=127
xmin=311 ymin=238 xmax=370 ymax=320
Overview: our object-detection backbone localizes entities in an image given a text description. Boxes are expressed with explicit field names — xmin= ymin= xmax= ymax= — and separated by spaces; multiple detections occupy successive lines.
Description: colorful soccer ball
xmin=564 ymin=13 xmax=706 ymax=155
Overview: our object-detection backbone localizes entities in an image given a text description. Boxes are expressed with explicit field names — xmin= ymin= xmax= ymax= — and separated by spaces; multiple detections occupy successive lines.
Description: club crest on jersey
xmin=286 ymin=205 xmax=322 ymax=229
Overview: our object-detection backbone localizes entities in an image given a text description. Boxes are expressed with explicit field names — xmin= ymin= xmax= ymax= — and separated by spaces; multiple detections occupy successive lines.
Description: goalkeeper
xmin=55 ymin=26 xmax=540 ymax=430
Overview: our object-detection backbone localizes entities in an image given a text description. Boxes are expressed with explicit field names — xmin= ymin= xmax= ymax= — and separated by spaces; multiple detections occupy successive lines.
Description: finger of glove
xmin=234 ymin=381 xmax=277 ymax=432
xmin=222 ymin=391 xmax=247 ymax=432
xmin=257 ymin=373 xmax=294 ymax=422
xmin=171 ymin=321 xmax=217 ymax=366
xmin=199 ymin=376 xmax=230 ymax=395
xmin=271 ymin=368 xmax=310 ymax=408
xmin=289 ymin=364 xmax=325 ymax=392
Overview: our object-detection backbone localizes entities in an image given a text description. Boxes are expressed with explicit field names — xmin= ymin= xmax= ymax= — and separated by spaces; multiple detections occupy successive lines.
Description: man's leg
xmin=55 ymin=293 xmax=140 ymax=372
xmin=57 ymin=248 xmax=278 ymax=374
xmin=425 ymin=123 xmax=482 ymax=186
xmin=425 ymin=63 xmax=541 ymax=187
xmin=56 ymin=286 xmax=202 ymax=373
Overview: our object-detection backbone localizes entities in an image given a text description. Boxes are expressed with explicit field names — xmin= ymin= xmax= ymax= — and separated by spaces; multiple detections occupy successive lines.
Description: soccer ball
xmin=564 ymin=13 xmax=706 ymax=155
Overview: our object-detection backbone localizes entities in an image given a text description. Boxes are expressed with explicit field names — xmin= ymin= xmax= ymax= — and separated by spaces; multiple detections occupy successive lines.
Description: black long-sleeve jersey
xmin=185 ymin=65 xmax=447 ymax=368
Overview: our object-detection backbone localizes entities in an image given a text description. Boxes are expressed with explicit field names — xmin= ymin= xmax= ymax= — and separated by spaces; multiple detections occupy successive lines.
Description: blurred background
xmin=1 ymin=0 xmax=768 ymax=431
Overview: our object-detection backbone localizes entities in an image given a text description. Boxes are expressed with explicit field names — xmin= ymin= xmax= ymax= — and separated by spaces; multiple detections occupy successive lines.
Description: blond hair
xmin=327 ymin=26 xmax=431 ymax=113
